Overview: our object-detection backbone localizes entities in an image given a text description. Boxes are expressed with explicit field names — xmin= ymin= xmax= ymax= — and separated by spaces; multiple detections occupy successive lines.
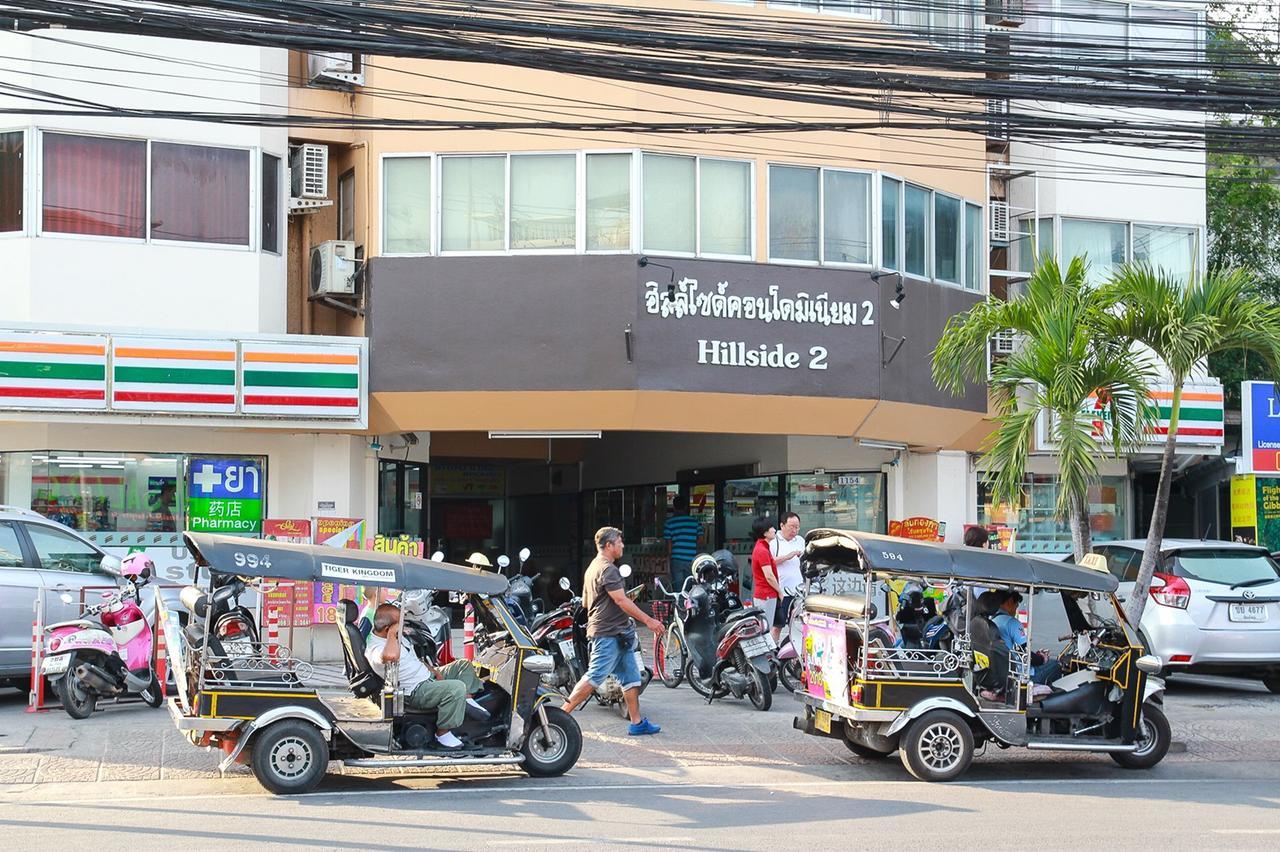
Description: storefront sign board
xmin=367 ymin=534 xmax=425 ymax=558
xmin=889 ymin=517 xmax=943 ymax=542
xmin=1229 ymin=474 xmax=1280 ymax=550
xmin=0 ymin=331 xmax=108 ymax=410
xmin=313 ymin=517 xmax=365 ymax=549
xmin=431 ymin=463 xmax=504 ymax=498
xmin=110 ymin=337 xmax=237 ymax=413
xmin=185 ymin=457 xmax=263 ymax=535
xmin=1039 ymin=383 xmax=1224 ymax=451
xmin=1242 ymin=381 xmax=1280 ymax=473
xmin=240 ymin=341 xmax=362 ymax=418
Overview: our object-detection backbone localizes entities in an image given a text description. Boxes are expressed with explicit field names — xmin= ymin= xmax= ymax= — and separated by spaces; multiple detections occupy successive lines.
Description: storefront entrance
xmin=377 ymin=460 xmax=427 ymax=539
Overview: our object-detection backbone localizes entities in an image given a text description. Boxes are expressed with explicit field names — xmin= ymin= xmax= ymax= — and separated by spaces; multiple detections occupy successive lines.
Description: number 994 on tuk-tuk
xmin=160 ymin=533 xmax=582 ymax=795
xmin=792 ymin=530 xmax=1171 ymax=782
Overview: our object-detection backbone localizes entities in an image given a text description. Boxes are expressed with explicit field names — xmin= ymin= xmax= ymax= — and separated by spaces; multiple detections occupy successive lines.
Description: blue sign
xmin=1242 ymin=382 xmax=1280 ymax=474
xmin=187 ymin=457 xmax=263 ymax=500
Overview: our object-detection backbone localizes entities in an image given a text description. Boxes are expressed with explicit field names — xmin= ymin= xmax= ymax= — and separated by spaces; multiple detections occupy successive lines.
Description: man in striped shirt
xmin=663 ymin=495 xmax=702 ymax=591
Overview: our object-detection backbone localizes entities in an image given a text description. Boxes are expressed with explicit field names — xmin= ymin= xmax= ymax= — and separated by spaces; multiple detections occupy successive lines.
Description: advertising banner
xmin=431 ymin=463 xmax=505 ymax=498
xmin=367 ymin=534 xmax=424 ymax=558
xmin=1242 ymin=381 xmax=1280 ymax=473
xmin=1231 ymin=475 xmax=1259 ymax=545
xmin=260 ymin=520 xmax=313 ymax=628
xmin=186 ymin=457 xmax=264 ymax=535
xmin=312 ymin=518 xmax=365 ymax=624
xmin=889 ymin=517 xmax=944 ymax=542
xmin=264 ymin=518 xmax=312 ymax=543
xmin=802 ymin=613 xmax=848 ymax=704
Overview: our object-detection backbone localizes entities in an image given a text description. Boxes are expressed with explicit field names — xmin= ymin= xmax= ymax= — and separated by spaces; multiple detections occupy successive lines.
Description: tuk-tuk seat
xmin=338 ymin=599 xmax=385 ymax=700
xmin=805 ymin=594 xmax=875 ymax=621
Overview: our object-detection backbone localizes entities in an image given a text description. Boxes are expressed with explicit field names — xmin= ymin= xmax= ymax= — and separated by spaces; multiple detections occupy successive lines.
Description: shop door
xmin=377 ymin=461 xmax=428 ymax=540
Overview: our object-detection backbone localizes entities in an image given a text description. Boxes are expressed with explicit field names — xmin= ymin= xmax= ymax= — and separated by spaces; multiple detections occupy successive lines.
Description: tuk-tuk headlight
xmin=523 ymin=653 xmax=555 ymax=674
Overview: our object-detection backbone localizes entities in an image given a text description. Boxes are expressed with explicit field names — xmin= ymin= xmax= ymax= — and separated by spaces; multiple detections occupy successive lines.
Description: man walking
xmin=563 ymin=527 xmax=664 ymax=735
xmin=663 ymin=494 xmax=701 ymax=591
xmin=770 ymin=511 xmax=805 ymax=642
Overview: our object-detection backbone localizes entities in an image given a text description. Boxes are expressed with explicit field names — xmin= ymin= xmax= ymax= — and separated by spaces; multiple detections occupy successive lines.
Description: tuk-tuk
xmin=792 ymin=530 xmax=1170 ymax=782
xmin=161 ymin=533 xmax=583 ymax=794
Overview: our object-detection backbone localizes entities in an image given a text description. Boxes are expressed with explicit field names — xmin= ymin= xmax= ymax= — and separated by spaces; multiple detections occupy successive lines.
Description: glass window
xmin=904 ymin=184 xmax=930 ymax=278
xmin=42 ymin=133 xmax=146 ymax=239
xmin=934 ymin=193 xmax=961 ymax=284
xmin=1061 ymin=218 xmax=1128 ymax=285
xmin=1102 ymin=547 xmax=1141 ymax=582
xmin=150 ymin=142 xmax=250 ymax=246
xmin=881 ymin=176 xmax=900 ymax=271
xmin=0 ymin=521 xmax=24 ymax=567
xmin=261 ymin=153 xmax=280 ymax=254
xmin=22 ymin=452 xmax=185 ymax=534
xmin=788 ymin=473 xmax=885 ymax=534
xmin=978 ymin=475 xmax=1128 ymax=554
xmin=1058 ymin=0 xmax=1127 ymax=62
xmin=964 ymin=202 xmax=982 ymax=291
xmin=383 ymin=156 xmax=431 ymax=254
xmin=0 ymin=131 xmax=21 ymax=233
xmin=25 ymin=524 xmax=102 ymax=573
xmin=338 ymin=168 xmax=356 ymax=243
xmin=1172 ymin=550 xmax=1280 ymax=587
xmin=642 ymin=154 xmax=695 ymax=254
xmin=823 ymin=170 xmax=870 ymax=264
xmin=1131 ymin=5 xmax=1200 ymax=66
xmin=699 ymin=158 xmax=752 ymax=257
xmin=586 ymin=153 xmax=631 ymax=251
xmin=769 ymin=164 xmax=819 ymax=262
xmin=441 ymin=156 xmax=506 ymax=252
xmin=510 ymin=154 xmax=575 ymax=251
xmin=723 ymin=476 xmax=782 ymax=558
xmin=1133 ymin=224 xmax=1196 ymax=283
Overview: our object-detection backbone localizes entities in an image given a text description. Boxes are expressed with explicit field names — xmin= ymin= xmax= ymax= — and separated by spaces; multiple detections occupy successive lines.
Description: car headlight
xmin=522 ymin=653 xmax=554 ymax=674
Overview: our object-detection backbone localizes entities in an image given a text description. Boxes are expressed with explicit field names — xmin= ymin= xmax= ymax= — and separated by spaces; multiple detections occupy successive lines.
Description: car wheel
xmin=899 ymin=710 xmax=974 ymax=782
xmin=1111 ymin=702 xmax=1171 ymax=770
xmin=1262 ymin=676 xmax=1280 ymax=695
xmin=250 ymin=720 xmax=329 ymax=795
xmin=523 ymin=706 xmax=583 ymax=777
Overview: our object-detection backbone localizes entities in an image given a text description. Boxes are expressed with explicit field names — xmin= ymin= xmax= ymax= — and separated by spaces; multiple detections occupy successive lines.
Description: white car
xmin=1093 ymin=539 xmax=1280 ymax=693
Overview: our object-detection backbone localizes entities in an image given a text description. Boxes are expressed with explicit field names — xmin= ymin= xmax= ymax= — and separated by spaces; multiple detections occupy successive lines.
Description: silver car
xmin=1093 ymin=539 xmax=1280 ymax=693
xmin=0 ymin=506 xmax=122 ymax=689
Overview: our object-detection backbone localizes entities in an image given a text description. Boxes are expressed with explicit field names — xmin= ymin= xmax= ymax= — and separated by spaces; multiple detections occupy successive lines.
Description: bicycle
xmin=651 ymin=575 xmax=693 ymax=689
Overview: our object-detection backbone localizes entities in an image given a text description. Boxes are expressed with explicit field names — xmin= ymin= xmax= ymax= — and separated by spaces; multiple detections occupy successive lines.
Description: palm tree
xmin=1103 ymin=265 xmax=1280 ymax=625
xmin=933 ymin=257 xmax=1156 ymax=561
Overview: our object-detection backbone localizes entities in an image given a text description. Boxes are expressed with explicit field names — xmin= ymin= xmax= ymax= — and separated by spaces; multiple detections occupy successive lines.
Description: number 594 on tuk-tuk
xmin=792 ymin=530 xmax=1170 ymax=782
xmin=161 ymin=533 xmax=582 ymax=795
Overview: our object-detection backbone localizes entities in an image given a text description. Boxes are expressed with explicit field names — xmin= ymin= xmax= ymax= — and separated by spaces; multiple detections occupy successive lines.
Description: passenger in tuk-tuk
xmin=993 ymin=591 xmax=1062 ymax=686
xmin=365 ymin=603 xmax=489 ymax=749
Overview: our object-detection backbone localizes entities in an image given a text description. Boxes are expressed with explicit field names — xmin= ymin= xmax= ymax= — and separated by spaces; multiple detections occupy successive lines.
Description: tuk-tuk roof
xmin=184 ymin=532 xmax=511 ymax=595
xmin=804 ymin=529 xmax=1119 ymax=594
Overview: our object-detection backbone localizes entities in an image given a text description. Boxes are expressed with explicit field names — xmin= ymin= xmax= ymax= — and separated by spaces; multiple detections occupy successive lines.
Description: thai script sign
xmin=644 ymin=278 xmax=876 ymax=327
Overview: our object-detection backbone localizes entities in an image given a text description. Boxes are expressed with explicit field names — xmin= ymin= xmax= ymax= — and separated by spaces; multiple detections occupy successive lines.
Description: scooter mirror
xmin=519 ymin=547 xmax=531 ymax=562
xmin=497 ymin=555 xmax=511 ymax=570
xmin=618 ymin=564 xmax=633 ymax=578
xmin=559 ymin=577 xmax=572 ymax=591
xmin=430 ymin=551 xmax=445 ymax=562
xmin=99 ymin=554 xmax=122 ymax=576
xmin=60 ymin=592 xmax=73 ymax=604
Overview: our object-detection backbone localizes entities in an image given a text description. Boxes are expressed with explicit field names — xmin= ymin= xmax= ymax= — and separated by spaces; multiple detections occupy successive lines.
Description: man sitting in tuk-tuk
xmin=993 ymin=591 xmax=1061 ymax=686
xmin=366 ymin=603 xmax=488 ymax=750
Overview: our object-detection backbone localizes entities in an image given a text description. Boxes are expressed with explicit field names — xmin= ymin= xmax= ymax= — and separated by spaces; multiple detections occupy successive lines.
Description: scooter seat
xmin=47 ymin=620 xmax=95 ymax=631
xmin=725 ymin=607 xmax=763 ymax=623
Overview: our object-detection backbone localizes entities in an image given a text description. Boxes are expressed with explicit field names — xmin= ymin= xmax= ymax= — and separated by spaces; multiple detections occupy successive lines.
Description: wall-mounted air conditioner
xmin=307 ymin=51 xmax=364 ymax=87
xmin=310 ymin=241 xmax=357 ymax=297
xmin=986 ymin=0 xmax=1025 ymax=27
xmin=290 ymin=144 xmax=328 ymax=200
xmin=992 ymin=331 xmax=1017 ymax=355
xmin=990 ymin=201 xmax=1012 ymax=245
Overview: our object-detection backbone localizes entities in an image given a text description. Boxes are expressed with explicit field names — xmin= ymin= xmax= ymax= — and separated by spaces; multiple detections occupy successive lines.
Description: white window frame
xmin=696 ymin=155 xmax=756 ymax=262
xmin=1130 ymin=220 xmax=1204 ymax=279
xmin=148 ymin=136 xmax=257 ymax=252
xmin=901 ymin=181 xmax=933 ymax=282
xmin=261 ymin=149 xmax=284 ymax=256
xmin=509 ymin=151 xmax=580 ymax=256
xmin=878 ymin=172 xmax=904 ymax=273
xmin=766 ymin=0 xmax=879 ymax=20
xmin=819 ymin=165 xmax=875 ymax=270
xmin=639 ymin=151 xmax=698 ymax=259
xmin=963 ymin=200 xmax=986 ymax=294
xmin=582 ymin=148 xmax=639 ymax=255
xmin=1059 ymin=214 xmax=1131 ymax=277
xmin=765 ymin=162 xmax=821 ymax=267
xmin=380 ymin=151 xmax=435 ymax=257
xmin=0 ymin=125 xmax=28 ymax=240
xmin=436 ymin=152 xmax=510 ymax=257
xmin=931 ymin=188 xmax=965 ymax=289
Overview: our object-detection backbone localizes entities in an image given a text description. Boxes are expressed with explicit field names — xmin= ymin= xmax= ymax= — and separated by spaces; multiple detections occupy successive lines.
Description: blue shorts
xmin=584 ymin=634 xmax=643 ymax=690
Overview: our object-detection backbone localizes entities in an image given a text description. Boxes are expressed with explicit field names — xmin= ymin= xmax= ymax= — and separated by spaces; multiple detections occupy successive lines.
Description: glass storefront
xmin=788 ymin=472 xmax=886 ymax=534
xmin=978 ymin=474 xmax=1129 ymax=554
xmin=723 ymin=475 xmax=782 ymax=564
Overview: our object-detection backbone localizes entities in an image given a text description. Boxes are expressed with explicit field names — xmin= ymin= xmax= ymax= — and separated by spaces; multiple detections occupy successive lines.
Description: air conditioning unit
xmin=985 ymin=98 xmax=1010 ymax=140
xmin=986 ymin=0 xmax=1025 ymax=27
xmin=992 ymin=331 xmax=1017 ymax=354
xmin=310 ymin=241 xmax=357 ymax=297
xmin=290 ymin=144 xmax=328 ymax=200
xmin=307 ymin=51 xmax=364 ymax=88
xmin=990 ymin=201 xmax=1012 ymax=245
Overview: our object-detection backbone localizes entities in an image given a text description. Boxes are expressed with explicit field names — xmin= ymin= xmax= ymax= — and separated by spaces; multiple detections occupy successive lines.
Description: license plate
xmin=741 ymin=637 xmax=770 ymax=656
xmin=558 ymin=639 xmax=575 ymax=661
xmin=42 ymin=655 xmax=69 ymax=675
xmin=814 ymin=708 xmax=832 ymax=734
xmin=1230 ymin=603 xmax=1268 ymax=623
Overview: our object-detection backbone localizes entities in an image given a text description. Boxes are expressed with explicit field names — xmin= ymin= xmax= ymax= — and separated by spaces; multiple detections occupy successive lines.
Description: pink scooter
xmin=41 ymin=554 xmax=163 ymax=718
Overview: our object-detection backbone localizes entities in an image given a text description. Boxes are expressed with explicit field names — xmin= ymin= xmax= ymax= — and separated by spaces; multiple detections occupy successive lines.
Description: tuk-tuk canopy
xmin=804 ymin=529 xmax=1119 ymax=594
xmin=184 ymin=532 xmax=511 ymax=595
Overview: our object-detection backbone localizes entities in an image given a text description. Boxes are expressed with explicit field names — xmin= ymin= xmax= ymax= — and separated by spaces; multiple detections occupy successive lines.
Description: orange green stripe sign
xmin=0 ymin=333 xmax=108 ymax=409
xmin=1084 ymin=384 xmax=1224 ymax=446
xmin=111 ymin=338 xmax=237 ymax=412
xmin=241 ymin=343 xmax=362 ymax=417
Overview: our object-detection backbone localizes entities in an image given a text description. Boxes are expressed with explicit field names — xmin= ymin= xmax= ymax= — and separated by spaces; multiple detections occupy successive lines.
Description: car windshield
xmin=1173 ymin=550 xmax=1280 ymax=587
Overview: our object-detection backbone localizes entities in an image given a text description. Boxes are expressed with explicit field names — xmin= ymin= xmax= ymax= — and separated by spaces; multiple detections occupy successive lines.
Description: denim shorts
xmin=584 ymin=634 xmax=643 ymax=690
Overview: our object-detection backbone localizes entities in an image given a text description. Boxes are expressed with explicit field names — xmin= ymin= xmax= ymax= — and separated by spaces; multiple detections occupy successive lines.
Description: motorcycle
xmin=658 ymin=552 xmax=776 ymax=711
xmin=41 ymin=554 xmax=163 ymax=718
xmin=178 ymin=571 xmax=260 ymax=659
xmin=499 ymin=548 xmax=540 ymax=627
xmin=396 ymin=587 xmax=452 ymax=665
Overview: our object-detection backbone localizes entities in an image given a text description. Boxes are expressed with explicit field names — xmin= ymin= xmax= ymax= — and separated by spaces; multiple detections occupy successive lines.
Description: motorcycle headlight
xmin=522 ymin=653 xmax=554 ymax=674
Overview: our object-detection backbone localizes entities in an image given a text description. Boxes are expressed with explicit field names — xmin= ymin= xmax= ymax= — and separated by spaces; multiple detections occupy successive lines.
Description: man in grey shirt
xmin=562 ymin=526 xmax=664 ymax=735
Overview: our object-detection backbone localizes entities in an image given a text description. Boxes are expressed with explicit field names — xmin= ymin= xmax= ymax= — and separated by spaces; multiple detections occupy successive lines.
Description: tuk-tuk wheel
xmin=899 ymin=709 xmax=974 ymax=782
xmin=1110 ymin=703 xmax=1171 ymax=770
xmin=522 ymin=707 xmax=583 ymax=778
xmin=250 ymin=720 xmax=329 ymax=795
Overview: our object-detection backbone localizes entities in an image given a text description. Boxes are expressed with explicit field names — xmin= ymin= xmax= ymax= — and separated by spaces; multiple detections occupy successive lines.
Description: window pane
xmin=586 ymin=153 xmax=631 ymax=251
xmin=1058 ymin=0 xmax=1127 ymax=63
xmin=904 ymin=184 xmax=930 ymax=277
xmin=788 ymin=473 xmax=885 ymax=534
xmin=1061 ymin=218 xmax=1128 ymax=285
xmin=823 ymin=170 xmax=870 ymax=264
xmin=769 ymin=165 xmax=819 ymax=261
xmin=1039 ymin=217 xmax=1054 ymax=264
xmin=511 ymin=154 xmax=575 ymax=250
xmin=0 ymin=522 xmax=23 ymax=567
xmin=881 ymin=176 xmax=900 ymax=270
xmin=1133 ymin=224 xmax=1196 ymax=283
xmin=42 ymin=133 xmax=145 ymax=238
xmin=261 ymin=153 xmax=280 ymax=254
xmin=338 ymin=168 xmax=355 ymax=243
xmin=642 ymin=154 xmax=695 ymax=254
xmin=441 ymin=156 xmax=505 ymax=252
xmin=965 ymin=202 xmax=982 ymax=291
xmin=25 ymin=452 xmax=185 ymax=534
xmin=0 ymin=131 xmax=21 ymax=233
xmin=26 ymin=524 xmax=101 ymax=573
xmin=151 ymin=142 xmax=250 ymax=245
xmin=979 ymin=474 xmax=1128 ymax=554
xmin=700 ymin=159 xmax=751 ymax=257
xmin=383 ymin=157 xmax=431 ymax=254
xmin=934 ymin=193 xmax=961 ymax=284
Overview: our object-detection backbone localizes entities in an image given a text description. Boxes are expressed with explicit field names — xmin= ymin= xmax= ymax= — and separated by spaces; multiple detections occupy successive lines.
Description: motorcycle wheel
xmin=656 ymin=626 xmax=685 ymax=689
xmin=737 ymin=648 xmax=772 ymax=712
xmin=139 ymin=672 xmax=164 ymax=708
xmin=59 ymin=659 xmax=96 ymax=720
xmin=778 ymin=657 xmax=803 ymax=693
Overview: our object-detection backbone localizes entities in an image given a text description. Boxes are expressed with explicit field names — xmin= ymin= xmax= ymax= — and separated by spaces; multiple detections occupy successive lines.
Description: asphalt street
xmin=1 ymin=674 xmax=1279 ymax=850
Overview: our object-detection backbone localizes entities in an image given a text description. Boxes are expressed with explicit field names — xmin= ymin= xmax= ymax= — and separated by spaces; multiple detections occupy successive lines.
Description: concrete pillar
xmin=898 ymin=450 xmax=974 ymax=544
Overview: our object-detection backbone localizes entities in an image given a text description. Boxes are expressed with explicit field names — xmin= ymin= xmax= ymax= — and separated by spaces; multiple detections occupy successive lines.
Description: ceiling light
xmin=488 ymin=430 xmax=602 ymax=440
xmin=859 ymin=438 xmax=908 ymax=451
